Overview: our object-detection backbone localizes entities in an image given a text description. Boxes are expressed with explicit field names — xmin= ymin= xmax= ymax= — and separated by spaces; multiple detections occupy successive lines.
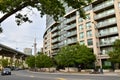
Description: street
xmin=0 ymin=70 xmax=120 ymax=80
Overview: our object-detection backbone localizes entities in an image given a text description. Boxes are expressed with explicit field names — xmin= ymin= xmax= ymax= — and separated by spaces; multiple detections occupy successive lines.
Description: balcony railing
xmin=65 ymin=16 xmax=76 ymax=24
xmin=67 ymin=39 xmax=77 ymax=45
xmin=94 ymin=10 xmax=115 ymax=20
xmin=52 ymin=33 xmax=59 ymax=38
xmin=96 ymin=19 xmax=116 ymax=28
xmin=99 ymin=31 xmax=118 ymax=37
xmin=93 ymin=0 xmax=114 ymax=12
xmin=99 ymin=42 xmax=113 ymax=47
xmin=52 ymin=45 xmax=59 ymax=49
xmin=52 ymin=38 xmax=60 ymax=43
xmin=67 ymin=31 xmax=77 ymax=37
xmin=51 ymin=27 xmax=59 ymax=32
xmin=66 ymin=23 xmax=76 ymax=30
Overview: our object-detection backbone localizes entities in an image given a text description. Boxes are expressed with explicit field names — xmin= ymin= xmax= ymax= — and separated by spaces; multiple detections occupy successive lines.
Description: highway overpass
xmin=0 ymin=43 xmax=29 ymax=60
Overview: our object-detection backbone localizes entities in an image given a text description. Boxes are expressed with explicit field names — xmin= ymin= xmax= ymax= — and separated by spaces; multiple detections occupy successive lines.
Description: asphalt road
xmin=0 ymin=70 xmax=120 ymax=80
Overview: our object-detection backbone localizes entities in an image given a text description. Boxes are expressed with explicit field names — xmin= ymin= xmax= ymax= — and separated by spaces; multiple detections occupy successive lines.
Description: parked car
xmin=1 ymin=68 xmax=11 ymax=75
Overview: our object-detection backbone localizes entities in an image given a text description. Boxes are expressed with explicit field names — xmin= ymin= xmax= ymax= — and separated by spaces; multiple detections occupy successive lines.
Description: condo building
xmin=43 ymin=0 xmax=120 ymax=67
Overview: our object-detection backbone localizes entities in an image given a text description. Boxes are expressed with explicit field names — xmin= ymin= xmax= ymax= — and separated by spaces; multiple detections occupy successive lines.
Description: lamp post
xmin=98 ymin=52 xmax=103 ymax=74
xmin=34 ymin=38 xmax=37 ymax=71
xmin=92 ymin=21 xmax=103 ymax=74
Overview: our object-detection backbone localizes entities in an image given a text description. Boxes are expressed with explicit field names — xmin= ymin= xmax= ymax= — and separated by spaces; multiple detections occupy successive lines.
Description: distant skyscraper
xmin=24 ymin=48 xmax=32 ymax=55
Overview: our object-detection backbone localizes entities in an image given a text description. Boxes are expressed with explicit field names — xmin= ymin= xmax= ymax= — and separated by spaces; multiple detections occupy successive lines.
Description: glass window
xmin=108 ymin=17 xmax=116 ymax=22
xmin=79 ymin=18 xmax=83 ymax=22
xmin=87 ymin=39 xmax=93 ymax=46
xmin=118 ymin=2 xmax=120 ymax=8
xmin=86 ymin=22 xmax=91 ymax=29
xmin=79 ymin=24 xmax=83 ymax=30
xmin=80 ymin=32 xmax=84 ymax=39
xmin=110 ymin=27 xmax=118 ymax=32
xmin=104 ymin=61 xmax=111 ymax=66
xmin=80 ymin=40 xmax=84 ymax=45
xmin=87 ymin=30 xmax=92 ymax=37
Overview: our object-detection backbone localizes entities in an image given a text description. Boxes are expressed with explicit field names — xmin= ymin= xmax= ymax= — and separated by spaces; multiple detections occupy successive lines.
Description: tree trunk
xmin=68 ymin=67 xmax=69 ymax=72
xmin=115 ymin=63 xmax=119 ymax=69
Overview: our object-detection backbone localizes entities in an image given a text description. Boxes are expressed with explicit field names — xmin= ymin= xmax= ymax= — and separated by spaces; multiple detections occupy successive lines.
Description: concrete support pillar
xmin=13 ymin=53 xmax=18 ymax=67
xmin=20 ymin=55 xmax=24 ymax=69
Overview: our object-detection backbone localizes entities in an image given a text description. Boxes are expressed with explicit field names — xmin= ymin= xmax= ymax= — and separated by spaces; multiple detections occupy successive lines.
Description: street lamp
xmin=98 ymin=52 xmax=103 ymax=74
xmin=33 ymin=38 xmax=37 ymax=71
xmin=92 ymin=21 xmax=103 ymax=74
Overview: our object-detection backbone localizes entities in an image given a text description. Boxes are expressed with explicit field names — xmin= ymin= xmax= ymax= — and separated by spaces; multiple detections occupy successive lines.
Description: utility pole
xmin=34 ymin=38 xmax=37 ymax=55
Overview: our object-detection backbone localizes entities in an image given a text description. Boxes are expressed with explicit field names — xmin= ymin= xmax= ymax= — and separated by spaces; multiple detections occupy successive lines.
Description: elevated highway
xmin=0 ymin=43 xmax=29 ymax=59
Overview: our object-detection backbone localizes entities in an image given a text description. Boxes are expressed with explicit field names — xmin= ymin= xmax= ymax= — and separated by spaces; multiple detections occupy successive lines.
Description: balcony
xmin=64 ymin=9 xmax=76 ymax=18
xmin=51 ymin=27 xmax=59 ymax=32
xmin=66 ymin=23 xmax=76 ymax=31
xmin=97 ymin=54 xmax=109 ymax=59
xmin=52 ymin=45 xmax=59 ymax=50
xmin=99 ymin=31 xmax=118 ymax=38
xmin=65 ymin=16 xmax=76 ymax=24
xmin=67 ymin=39 xmax=77 ymax=45
xmin=96 ymin=19 xmax=117 ymax=29
xmin=52 ymin=38 xmax=60 ymax=44
xmin=99 ymin=41 xmax=113 ymax=47
xmin=52 ymin=33 xmax=59 ymax=38
xmin=93 ymin=0 xmax=114 ymax=12
xmin=67 ymin=31 xmax=77 ymax=38
xmin=94 ymin=10 xmax=115 ymax=20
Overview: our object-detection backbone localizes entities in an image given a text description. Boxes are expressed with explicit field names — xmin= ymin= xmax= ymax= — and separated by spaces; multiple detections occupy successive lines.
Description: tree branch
xmin=0 ymin=4 xmax=28 ymax=23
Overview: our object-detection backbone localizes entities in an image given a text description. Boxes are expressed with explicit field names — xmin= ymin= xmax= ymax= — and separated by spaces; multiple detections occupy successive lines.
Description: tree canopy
xmin=55 ymin=43 xmax=96 ymax=68
xmin=73 ymin=44 xmax=96 ymax=64
xmin=35 ymin=54 xmax=53 ymax=68
xmin=108 ymin=39 xmax=120 ymax=63
xmin=0 ymin=58 xmax=9 ymax=68
xmin=0 ymin=0 xmax=92 ymax=27
xmin=25 ymin=55 xmax=35 ymax=68
xmin=55 ymin=45 xmax=75 ymax=67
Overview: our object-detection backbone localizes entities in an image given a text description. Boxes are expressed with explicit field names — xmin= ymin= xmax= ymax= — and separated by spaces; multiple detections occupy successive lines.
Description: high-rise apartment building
xmin=43 ymin=0 xmax=120 ymax=67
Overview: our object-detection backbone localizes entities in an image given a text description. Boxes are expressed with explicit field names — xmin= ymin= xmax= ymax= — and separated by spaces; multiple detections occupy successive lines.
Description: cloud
xmin=0 ymin=8 xmax=46 ymax=53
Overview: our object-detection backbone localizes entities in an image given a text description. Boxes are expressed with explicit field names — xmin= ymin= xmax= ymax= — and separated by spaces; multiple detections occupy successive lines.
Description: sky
xmin=0 ymin=8 xmax=46 ymax=54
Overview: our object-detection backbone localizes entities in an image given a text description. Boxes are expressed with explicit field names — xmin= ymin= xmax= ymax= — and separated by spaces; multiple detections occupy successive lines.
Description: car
xmin=1 ymin=68 xmax=11 ymax=75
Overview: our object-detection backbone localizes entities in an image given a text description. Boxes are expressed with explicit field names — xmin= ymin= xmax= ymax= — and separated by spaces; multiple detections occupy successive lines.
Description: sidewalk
xmin=51 ymin=71 xmax=120 ymax=76
xmin=28 ymin=70 xmax=120 ymax=76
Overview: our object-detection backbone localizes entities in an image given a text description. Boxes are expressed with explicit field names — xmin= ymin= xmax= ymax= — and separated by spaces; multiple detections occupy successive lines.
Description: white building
xmin=24 ymin=48 xmax=32 ymax=55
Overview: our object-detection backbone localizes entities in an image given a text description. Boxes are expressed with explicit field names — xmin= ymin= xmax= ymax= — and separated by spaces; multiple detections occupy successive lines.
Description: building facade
xmin=43 ymin=0 xmax=120 ymax=67
xmin=24 ymin=48 xmax=32 ymax=55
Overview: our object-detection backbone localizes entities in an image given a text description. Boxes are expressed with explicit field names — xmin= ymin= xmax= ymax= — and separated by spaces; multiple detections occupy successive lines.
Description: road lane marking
xmin=56 ymin=78 xmax=67 ymax=80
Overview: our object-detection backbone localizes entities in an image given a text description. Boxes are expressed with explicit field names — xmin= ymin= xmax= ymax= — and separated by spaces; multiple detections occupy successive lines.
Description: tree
xmin=35 ymin=54 xmax=54 ymax=69
xmin=108 ymin=39 xmax=120 ymax=69
xmin=73 ymin=44 xmax=96 ymax=69
xmin=55 ymin=43 xmax=96 ymax=71
xmin=0 ymin=0 xmax=92 ymax=30
xmin=55 ymin=46 xmax=76 ymax=68
xmin=9 ymin=58 xmax=13 ymax=66
xmin=0 ymin=58 xmax=9 ymax=68
xmin=25 ymin=56 xmax=35 ymax=68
